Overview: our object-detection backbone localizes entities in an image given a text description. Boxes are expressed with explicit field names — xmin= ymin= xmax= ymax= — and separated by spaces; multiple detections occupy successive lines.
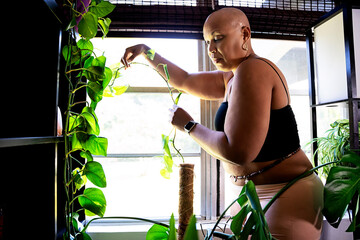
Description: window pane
xmin=88 ymin=157 xmax=201 ymax=218
xmin=96 ymin=92 xmax=200 ymax=154
xmin=91 ymin=38 xmax=199 ymax=87
xmin=87 ymin=37 xmax=201 ymax=220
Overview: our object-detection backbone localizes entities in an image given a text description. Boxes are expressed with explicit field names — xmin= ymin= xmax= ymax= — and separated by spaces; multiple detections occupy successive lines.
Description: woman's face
xmin=203 ymin=14 xmax=248 ymax=72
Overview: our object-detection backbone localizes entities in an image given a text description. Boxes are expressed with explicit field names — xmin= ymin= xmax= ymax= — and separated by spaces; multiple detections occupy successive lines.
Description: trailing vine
xmin=57 ymin=0 xmax=127 ymax=239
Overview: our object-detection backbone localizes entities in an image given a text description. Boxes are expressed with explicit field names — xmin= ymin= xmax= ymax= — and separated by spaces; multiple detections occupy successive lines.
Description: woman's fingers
xmin=168 ymin=104 xmax=179 ymax=123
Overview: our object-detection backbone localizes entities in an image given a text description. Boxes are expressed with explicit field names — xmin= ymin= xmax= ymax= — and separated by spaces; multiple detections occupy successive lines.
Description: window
xmin=87 ymin=38 xmax=202 ymax=219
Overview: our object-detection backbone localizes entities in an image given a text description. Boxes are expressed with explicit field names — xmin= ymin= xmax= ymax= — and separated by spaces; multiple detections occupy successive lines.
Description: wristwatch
xmin=184 ymin=121 xmax=198 ymax=134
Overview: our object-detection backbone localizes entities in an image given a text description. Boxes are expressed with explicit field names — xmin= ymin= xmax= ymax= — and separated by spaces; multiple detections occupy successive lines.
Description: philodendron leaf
xmin=146 ymin=224 xmax=168 ymax=240
xmin=231 ymin=204 xmax=250 ymax=235
xmin=183 ymin=215 xmax=199 ymax=240
xmin=83 ymin=161 xmax=106 ymax=188
xmin=78 ymin=188 xmax=106 ymax=217
xmin=323 ymin=152 xmax=360 ymax=229
xmin=168 ymin=213 xmax=177 ymax=240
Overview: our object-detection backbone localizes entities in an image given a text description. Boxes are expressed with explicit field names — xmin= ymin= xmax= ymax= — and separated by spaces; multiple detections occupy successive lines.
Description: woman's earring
xmin=242 ymin=43 xmax=248 ymax=51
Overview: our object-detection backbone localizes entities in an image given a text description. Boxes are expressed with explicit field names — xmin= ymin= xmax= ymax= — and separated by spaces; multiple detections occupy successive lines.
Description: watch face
xmin=184 ymin=121 xmax=195 ymax=132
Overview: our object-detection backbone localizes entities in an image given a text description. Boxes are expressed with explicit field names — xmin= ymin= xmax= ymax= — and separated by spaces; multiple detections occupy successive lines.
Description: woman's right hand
xmin=121 ymin=44 xmax=150 ymax=68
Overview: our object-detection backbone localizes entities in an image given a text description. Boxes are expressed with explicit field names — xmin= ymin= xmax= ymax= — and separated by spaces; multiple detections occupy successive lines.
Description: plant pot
xmin=178 ymin=163 xmax=194 ymax=240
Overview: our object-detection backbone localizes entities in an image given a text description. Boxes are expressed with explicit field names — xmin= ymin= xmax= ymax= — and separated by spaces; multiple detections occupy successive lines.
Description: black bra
xmin=214 ymin=58 xmax=300 ymax=162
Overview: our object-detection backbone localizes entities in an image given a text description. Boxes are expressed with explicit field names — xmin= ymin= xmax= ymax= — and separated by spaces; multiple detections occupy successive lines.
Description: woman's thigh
xmin=261 ymin=173 xmax=324 ymax=240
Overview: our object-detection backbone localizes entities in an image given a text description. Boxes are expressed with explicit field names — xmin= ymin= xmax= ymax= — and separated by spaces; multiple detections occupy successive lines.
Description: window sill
xmin=86 ymin=218 xmax=227 ymax=240
xmin=86 ymin=217 xmax=353 ymax=240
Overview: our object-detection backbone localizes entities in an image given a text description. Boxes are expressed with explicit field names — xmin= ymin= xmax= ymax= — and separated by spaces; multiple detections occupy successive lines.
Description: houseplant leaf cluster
xmin=323 ymin=152 xmax=360 ymax=232
xmin=307 ymin=119 xmax=351 ymax=178
xmin=146 ymin=214 xmax=199 ymax=240
xmin=58 ymin=0 xmax=126 ymax=239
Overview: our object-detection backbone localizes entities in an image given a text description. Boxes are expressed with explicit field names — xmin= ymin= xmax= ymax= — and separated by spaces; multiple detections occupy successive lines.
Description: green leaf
xmin=76 ymin=232 xmax=92 ymax=240
xmin=92 ymin=56 xmax=107 ymax=70
xmin=183 ymin=215 xmax=199 ymax=240
xmin=85 ymin=66 xmax=105 ymax=82
xmin=146 ymin=224 xmax=168 ymax=240
xmin=160 ymin=168 xmax=171 ymax=179
xmin=146 ymin=49 xmax=156 ymax=60
xmin=163 ymin=64 xmax=170 ymax=81
xmin=68 ymin=114 xmax=83 ymax=132
xmin=72 ymin=167 xmax=87 ymax=191
xmin=103 ymin=85 xmax=128 ymax=97
xmin=80 ymin=150 xmax=94 ymax=162
xmin=87 ymin=82 xmax=104 ymax=103
xmin=71 ymin=133 xmax=84 ymax=150
xmin=175 ymin=92 xmax=182 ymax=105
xmin=162 ymin=134 xmax=171 ymax=157
xmin=81 ymin=112 xmax=100 ymax=135
xmin=168 ymin=214 xmax=177 ymax=240
xmin=230 ymin=204 xmax=250 ymax=235
xmin=83 ymin=161 xmax=107 ymax=188
xmin=85 ymin=135 xmax=108 ymax=156
xmin=77 ymin=39 xmax=94 ymax=57
xmin=68 ymin=212 xmax=84 ymax=233
xmin=98 ymin=18 xmax=111 ymax=37
xmin=82 ymin=106 xmax=98 ymax=121
xmin=62 ymin=44 xmax=80 ymax=64
xmin=78 ymin=188 xmax=106 ymax=217
xmin=89 ymin=1 xmax=115 ymax=18
xmin=323 ymin=152 xmax=360 ymax=229
xmin=78 ymin=12 xmax=98 ymax=40
xmin=102 ymin=67 xmax=113 ymax=89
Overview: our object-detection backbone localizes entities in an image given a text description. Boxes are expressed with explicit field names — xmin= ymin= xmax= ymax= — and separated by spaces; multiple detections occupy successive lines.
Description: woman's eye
xmin=214 ymin=36 xmax=223 ymax=42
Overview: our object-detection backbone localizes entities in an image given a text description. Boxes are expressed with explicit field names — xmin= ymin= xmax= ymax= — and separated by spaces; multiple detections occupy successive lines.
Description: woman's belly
xmin=222 ymin=149 xmax=313 ymax=186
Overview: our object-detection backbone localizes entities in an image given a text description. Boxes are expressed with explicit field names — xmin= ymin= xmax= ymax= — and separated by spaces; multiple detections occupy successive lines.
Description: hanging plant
xmin=55 ymin=0 xmax=128 ymax=239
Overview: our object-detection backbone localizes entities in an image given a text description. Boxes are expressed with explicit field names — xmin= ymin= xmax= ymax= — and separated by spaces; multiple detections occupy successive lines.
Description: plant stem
xmin=171 ymin=129 xmax=185 ymax=163
xmin=205 ymin=195 xmax=243 ymax=240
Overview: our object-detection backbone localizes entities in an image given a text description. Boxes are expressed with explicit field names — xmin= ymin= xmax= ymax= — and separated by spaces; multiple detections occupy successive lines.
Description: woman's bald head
xmin=204 ymin=8 xmax=250 ymax=32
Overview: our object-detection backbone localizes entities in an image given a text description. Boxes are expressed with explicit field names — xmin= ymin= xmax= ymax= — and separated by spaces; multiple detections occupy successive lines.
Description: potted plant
xmin=307 ymin=119 xmax=352 ymax=179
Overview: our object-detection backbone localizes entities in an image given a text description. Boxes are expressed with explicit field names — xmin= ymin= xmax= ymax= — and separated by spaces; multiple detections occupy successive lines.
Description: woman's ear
xmin=242 ymin=26 xmax=251 ymax=42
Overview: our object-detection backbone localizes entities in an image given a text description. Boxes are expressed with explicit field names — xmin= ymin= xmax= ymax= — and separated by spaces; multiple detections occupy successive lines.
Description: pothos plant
xmin=57 ymin=0 xmax=128 ymax=239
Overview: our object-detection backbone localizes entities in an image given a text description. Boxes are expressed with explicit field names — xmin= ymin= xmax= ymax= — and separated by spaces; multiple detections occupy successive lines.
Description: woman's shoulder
xmin=235 ymin=56 xmax=279 ymax=83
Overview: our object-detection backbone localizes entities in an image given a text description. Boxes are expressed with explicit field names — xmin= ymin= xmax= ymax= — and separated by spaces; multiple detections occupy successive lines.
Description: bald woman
xmin=121 ymin=8 xmax=323 ymax=239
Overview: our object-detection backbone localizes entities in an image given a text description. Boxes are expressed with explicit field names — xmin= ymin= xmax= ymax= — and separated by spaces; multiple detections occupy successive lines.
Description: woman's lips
xmin=212 ymin=58 xmax=222 ymax=64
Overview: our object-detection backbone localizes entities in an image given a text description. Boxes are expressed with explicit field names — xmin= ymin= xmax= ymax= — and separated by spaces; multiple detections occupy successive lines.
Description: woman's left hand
xmin=169 ymin=105 xmax=193 ymax=132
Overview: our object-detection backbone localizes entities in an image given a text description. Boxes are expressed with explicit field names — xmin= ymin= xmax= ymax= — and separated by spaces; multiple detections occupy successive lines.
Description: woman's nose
xmin=208 ymin=41 xmax=217 ymax=54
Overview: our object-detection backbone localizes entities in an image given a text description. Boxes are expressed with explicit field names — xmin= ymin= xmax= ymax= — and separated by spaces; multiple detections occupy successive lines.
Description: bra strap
xmin=256 ymin=58 xmax=289 ymax=105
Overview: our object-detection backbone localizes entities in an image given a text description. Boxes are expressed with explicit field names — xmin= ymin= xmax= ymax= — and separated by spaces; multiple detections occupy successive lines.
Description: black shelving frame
xmin=0 ymin=1 xmax=69 ymax=239
xmin=306 ymin=2 xmax=359 ymax=239
xmin=306 ymin=2 xmax=359 ymax=165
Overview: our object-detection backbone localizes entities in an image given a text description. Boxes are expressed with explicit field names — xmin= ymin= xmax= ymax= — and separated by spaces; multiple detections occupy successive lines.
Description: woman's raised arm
xmin=121 ymin=44 xmax=231 ymax=100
